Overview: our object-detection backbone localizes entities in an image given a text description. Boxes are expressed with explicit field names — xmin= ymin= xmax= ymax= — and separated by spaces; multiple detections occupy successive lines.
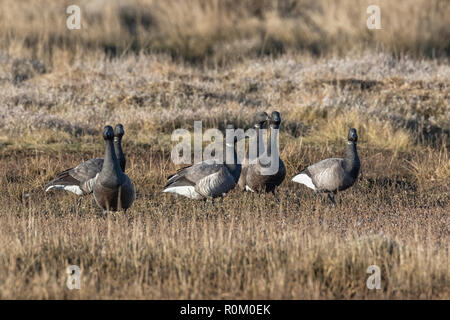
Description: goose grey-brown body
xmin=264 ymin=111 xmax=286 ymax=192
xmin=164 ymin=124 xmax=241 ymax=200
xmin=238 ymin=111 xmax=286 ymax=193
xmin=89 ymin=126 xmax=135 ymax=211
xmin=292 ymin=128 xmax=360 ymax=204
xmin=238 ymin=112 xmax=268 ymax=192
xmin=45 ymin=124 xmax=126 ymax=195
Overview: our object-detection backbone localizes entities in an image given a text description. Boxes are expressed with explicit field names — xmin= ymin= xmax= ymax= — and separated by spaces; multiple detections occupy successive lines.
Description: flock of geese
xmin=45 ymin=112 xmax=361 ymax=213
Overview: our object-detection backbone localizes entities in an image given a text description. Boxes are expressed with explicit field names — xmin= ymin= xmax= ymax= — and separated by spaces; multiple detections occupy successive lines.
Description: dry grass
xmin=0 ymin=51 xmax=449 ymax=299
xmin=0 ymin=0 xmax=449 ymax=300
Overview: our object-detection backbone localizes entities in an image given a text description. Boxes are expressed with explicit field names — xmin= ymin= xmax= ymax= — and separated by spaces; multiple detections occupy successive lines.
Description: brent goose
xmin=45 ymin=124 xmax=126 ymax=195
xmin=89 ymin=125 xmax=135 ymax=212
xmin=238 ymin=111 xmax=286 ymax=193
xmin=292 ymin=128 xmax=360 ymax=205
xmin=264 ymin=111 xmax=286 ymax=193
xmin=163 ymin=124 xmax=242 ymax=200
xmin=237 ymin=111 xmax=269 ymax=191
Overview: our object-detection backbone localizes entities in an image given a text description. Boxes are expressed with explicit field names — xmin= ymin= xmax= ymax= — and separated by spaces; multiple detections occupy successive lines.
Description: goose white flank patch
xmin=163 ymin=186 xmax=202 ymax=199
xmin=245 ymin=185 xmax=255 ymax=192
xmin=291 ymin=173 xmax=316 ymax=190
xmin=45 ymin=184 xmax=84 ymax=195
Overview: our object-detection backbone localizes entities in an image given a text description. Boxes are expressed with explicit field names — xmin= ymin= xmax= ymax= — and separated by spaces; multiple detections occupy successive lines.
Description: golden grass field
xmin=0 ymin=0 xmax=449 ymax=299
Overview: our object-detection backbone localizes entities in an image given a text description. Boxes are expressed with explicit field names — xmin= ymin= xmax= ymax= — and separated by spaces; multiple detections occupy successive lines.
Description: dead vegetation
xmin=0 ymin=0 xmax=448 ymax=300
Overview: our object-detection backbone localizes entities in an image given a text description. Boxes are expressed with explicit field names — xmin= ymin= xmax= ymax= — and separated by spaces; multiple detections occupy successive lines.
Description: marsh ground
xmin=0 ymin=51 xmax=448 ymax=299
xmin=0 ymin=0 xmax=449 ymax=299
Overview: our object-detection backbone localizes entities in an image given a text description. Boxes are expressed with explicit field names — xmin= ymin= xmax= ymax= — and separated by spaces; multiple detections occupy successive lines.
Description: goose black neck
xmin=225 ymin=141 xmax=238 ymax=167
xmin=257 ymin=127 xmax=265 ymax=157
xmin=114 ymin=137 xmax=126 ymax=172
xmin=225 ymin=141 xmax=241 ymax=181
xmin=103 ymin=139 xmax=123 ymax=179
xmin=267 ymin=125 xmax=279 ymax=156
xmin=344 ymin=141 xmax=360 ymax=171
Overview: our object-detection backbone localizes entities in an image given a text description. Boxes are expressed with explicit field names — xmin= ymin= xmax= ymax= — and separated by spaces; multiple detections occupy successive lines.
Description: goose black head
xmin=103 ymin=125 xmax=114 ymax=140
xmin=270 ymin=111 xmax=281 ymax=129
xmin=114 ymin=124 xmax=124 ymax=139
xmin=348 ymin=128 xmax=358 ymax=143
xmin=254 ymin=112 xmax=268 ymax=129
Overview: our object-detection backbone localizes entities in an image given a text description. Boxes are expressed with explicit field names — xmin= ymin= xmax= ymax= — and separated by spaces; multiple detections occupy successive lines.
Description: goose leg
xmin=327 ymin=193 xmax=336 ymax=208
xmin=201 ymin=198 xmax=207 ymax=210
xmin=271 ymin=190 xmax=280 ymax=203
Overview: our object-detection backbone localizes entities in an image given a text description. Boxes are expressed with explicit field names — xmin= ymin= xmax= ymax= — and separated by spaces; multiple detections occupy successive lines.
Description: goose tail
xmin=45 ymin=171 xmax=84 ymax=195
xmin=292 ymin=171 xmax=316 ymax=190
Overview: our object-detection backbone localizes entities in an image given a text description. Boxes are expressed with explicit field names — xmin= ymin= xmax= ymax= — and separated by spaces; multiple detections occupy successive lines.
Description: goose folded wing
xmin=165 ymin=159 xmax=223 ymax=187
xmin=71 ymin=158 xmax=104 ymax=181
xmin=45 ymin=158 xmax=104 ymax=194
xmin=196 ymin=166 xmax=237 ymax=197
xmin=308 ymin=158 xmax=344 ymax=191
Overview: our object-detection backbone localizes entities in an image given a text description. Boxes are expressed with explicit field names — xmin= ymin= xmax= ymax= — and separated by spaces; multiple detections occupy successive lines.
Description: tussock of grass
xmin=406 ymin=147 xmax=450 ymax=188
xmin=292 ymin=109 xmax=413 ymax=151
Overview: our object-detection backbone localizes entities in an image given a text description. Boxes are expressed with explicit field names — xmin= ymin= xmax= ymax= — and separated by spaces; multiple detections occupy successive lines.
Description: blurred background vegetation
xmin=1 ymin=0 xmax=449 ymax=66
xmin=0 ymin=0 xmax=448 ymax=299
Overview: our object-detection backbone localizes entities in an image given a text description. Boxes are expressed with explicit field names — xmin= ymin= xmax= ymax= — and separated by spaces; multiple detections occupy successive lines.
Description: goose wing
xmin=164 ymin=159 xmax=236 ymax=199
xmin=45 ymin=158 xmax=104 ymax=195
xmin=165 ymin=159 xmax=222 ymax=188
xmin=196 ymin=166 xmax=237 ymax=198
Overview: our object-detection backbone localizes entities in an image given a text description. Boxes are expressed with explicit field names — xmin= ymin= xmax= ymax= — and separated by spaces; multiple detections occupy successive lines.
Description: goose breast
xmin=93 ymin=176 xmax=135 ymax=211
